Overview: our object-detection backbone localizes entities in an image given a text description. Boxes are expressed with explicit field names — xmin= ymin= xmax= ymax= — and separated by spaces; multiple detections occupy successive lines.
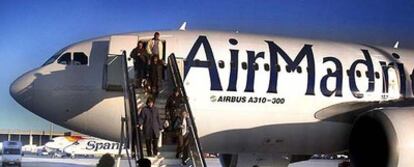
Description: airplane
xmin=44 ymin=136 xmax=126 ymax=158
xmin=44 ymin=136 xmax=85 ymax=154
xmin=9 ymin=28 xmax=414 ymax=167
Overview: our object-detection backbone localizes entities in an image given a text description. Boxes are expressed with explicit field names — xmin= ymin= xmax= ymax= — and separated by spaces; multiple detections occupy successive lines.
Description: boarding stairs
xmin=133 ymin=80 xmax=183 ymax=167
xmin=103 ymin=38 xmax=207 ymax=167
xmin=133 ymin=54 xmax=207 ymax=167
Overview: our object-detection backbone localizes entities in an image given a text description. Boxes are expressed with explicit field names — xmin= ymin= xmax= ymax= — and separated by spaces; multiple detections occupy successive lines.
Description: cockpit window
xmin=43 ymin=49 xmax=89 ymax=66
xmin=57 ymin=53 xmax=71 ymax=65
xmin=43 ymin=54 xmax=60 ymax=66
xmin=73 ymin=52 xmax=88 ymax=65
xmin=42 ymin=46 xmax=70 ymax=66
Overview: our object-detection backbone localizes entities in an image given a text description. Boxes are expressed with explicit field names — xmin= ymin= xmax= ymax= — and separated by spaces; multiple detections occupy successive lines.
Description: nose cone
xmin=10 ymin=71 xmax=36 ymax=110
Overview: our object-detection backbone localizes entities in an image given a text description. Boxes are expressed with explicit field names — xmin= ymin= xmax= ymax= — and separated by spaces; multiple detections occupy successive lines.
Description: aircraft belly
xmin=198 ymin=114 xmax=351 ymax=154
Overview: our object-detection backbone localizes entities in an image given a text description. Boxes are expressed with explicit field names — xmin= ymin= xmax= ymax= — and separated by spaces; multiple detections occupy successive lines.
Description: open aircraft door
xmin=104 ymin=35 xmax=138 ymax=90
xmin=108 ymin=35 xmax=138 ymax=81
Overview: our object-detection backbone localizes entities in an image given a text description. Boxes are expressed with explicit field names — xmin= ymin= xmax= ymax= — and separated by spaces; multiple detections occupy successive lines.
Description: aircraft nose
xmin=10 ymin=71 xmax=36 ymax=110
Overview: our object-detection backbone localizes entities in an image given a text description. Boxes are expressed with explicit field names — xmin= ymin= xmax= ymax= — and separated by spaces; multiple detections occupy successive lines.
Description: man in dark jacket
xmin=149 ymin=56 xmax=161 ymax=96
xmin=138 ymin=97 xmax=162 ymax=157
xmin=173 ymin=110 xmax=190 ymax=165
xmin=130 ymin=41 xmax=147 ymax=87
xmin=165 ymin=88 xmax=183 ymax=127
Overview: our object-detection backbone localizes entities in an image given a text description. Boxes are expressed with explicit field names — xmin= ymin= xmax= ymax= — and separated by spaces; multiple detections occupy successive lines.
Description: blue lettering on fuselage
xmin=184 ymin=36 xmax=223 ymax=91
xmin=265 ymin=42 xmax=315 ymax=95
xmin=183 ymin=35 xmax=409 ymax=98
xmin=320 ymin=57 xmax=343 ymax=97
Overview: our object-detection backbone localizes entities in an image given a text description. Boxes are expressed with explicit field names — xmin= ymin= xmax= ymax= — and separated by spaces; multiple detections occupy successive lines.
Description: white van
xmin=2 ymin=141 xmax=22 ymax=167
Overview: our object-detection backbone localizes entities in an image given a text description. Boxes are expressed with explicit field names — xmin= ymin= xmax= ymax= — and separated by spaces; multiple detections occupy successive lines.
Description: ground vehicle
xmin=2 ymin=141 xmax=23 ymax=167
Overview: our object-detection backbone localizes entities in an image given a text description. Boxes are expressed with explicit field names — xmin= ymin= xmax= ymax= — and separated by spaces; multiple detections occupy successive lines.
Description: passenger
xmin=130 ymin=41 xmax=148 ymax=87
xmin=96 ymin=153 xmax=115 ymax=167
xmin=146 ymin=32 xmax=164 ymax=63
xmin=138 ymin=97 xmax=163 ymax=157
xmin=137 ymin=158 xmax=151 ymax=167
xmin=147 ymin=32 xmax=165 ymax=82
xmin=174 ymin=110 xmax=190 ymax=165
xmin=149 ymin=56 xmax=161 ymax=96
xmin=165 ymin=88 xmax=183 ymax=128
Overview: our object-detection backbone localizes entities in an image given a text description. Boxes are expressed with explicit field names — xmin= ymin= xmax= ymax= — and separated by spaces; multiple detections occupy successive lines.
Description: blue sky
xmin=0 ymin=0 xmax=413 ymax=131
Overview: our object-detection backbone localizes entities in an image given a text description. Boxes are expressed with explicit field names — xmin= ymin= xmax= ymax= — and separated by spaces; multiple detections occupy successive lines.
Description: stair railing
xmin=167 ymin=53 xmax=207 ymax=167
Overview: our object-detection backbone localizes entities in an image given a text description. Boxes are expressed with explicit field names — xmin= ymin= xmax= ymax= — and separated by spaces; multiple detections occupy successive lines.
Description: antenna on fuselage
xmin=394 ymin=41 xmax=400 ymax=49
xmin=179 ymin=22 xmax=187 ymax=31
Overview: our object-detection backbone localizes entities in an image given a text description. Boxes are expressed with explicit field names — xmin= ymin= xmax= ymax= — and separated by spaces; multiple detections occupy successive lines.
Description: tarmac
xmin=0 ymin=155 xmax=343 ymax=167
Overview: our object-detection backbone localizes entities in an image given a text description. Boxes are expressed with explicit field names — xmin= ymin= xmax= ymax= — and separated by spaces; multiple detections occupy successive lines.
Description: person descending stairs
xmin=134 ymin=70 xmax=187 ymax=167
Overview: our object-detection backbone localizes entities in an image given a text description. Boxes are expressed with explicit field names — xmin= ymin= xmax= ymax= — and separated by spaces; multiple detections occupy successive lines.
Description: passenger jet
xmin=10 ymin=29 xmax=414 ymax=167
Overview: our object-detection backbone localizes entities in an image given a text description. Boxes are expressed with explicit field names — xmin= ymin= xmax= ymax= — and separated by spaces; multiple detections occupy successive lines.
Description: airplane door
xmin=161 ymin=36 xmax=183 ymax=78
xmin=104 ymin=35 xmax=139 ymax=90
xmin=108 ymin=35 xmax=138 ymax=71
xmin=386 ymin=66 xmax=400 ymax=99
xmin=372 ymin=55 xmax=401 ymax=101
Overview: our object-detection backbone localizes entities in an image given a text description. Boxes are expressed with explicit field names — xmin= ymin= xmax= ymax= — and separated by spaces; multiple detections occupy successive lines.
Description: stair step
xmin=160 ymin=151 xmax=177 ymax=159
xmin=146 ymin=156 xmax=164 ymax=166
xmin=156 ymin=99 xmax=168 ymax=103
xmin=159 ymin=159 xmax=183 ymax=166
xmin=160 ymin=145 xmax=177 ymax=151
xmin=145 ymin=152 xmax=183 ymax=166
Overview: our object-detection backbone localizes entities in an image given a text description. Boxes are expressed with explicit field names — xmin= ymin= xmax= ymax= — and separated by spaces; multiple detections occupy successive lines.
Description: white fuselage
xmin=44 ymin=136 xmax=125 ymax=157
xmin=10 ymin=30 xmax=414 ymax=155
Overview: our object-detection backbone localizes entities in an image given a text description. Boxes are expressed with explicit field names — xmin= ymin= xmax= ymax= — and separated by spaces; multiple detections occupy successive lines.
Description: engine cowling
xmin=350 ymin=107 xmax=414 ymax=167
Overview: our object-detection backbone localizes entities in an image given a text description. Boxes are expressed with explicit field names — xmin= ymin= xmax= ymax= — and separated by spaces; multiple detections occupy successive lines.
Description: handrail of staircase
xmin=167 ymin=53 xmax=207 ymax=167
xmin=119 ymin=51 xmax=144 ymax=163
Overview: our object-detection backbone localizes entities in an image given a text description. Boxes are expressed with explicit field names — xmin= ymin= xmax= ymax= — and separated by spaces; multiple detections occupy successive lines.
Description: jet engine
xmin=350 ymin=107 xmax=414 ymax=167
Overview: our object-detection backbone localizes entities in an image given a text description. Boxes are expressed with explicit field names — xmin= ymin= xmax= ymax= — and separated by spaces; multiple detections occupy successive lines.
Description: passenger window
xmin=286 ymin=65 xmax=291 ymax=73
xmin=57 ymin=53 xmax=71 ymax=65
xmin=241 ymin=62 xmax=247 ymax=70
xmin=356 ymin=70 xmax=361 ymax=77
xmin=254 ymin=63 xmax=259 ymax=71
xmin=276 ymin=65 xmax=281 ymax=72
xmin=375 ymin=72 xmax=380 ymax=79
xmin=73 ymin=52 xmax=88 ymax=65
xmin=297 ymin=66 xmax=302 ymax=73
xmin=392 ymin=53 xmax=400 ymax=59
xmin=264 ymin=63 xmax=270 ymax=71
xmin=218 ymin=60 xmax=225 ymax=68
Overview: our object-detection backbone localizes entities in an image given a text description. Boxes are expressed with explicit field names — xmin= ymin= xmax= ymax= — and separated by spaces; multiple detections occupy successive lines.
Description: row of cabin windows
xmin=191 ymin=60 xmax=384 ymax=79
xmin=57 ymin=52 xmax=88 ymax=65
xmin=216 ymin=60 xmax=305 ymax=73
